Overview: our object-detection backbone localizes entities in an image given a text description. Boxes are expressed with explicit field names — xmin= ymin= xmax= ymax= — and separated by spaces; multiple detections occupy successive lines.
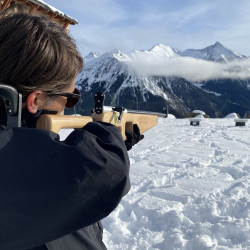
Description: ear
xmin=26 ymin=91 xmax=43 ymax=114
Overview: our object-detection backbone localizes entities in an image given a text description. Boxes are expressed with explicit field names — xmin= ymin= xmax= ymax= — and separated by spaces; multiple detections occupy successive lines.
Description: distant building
xmin=0 ymin=0 xmax=78 ymax=31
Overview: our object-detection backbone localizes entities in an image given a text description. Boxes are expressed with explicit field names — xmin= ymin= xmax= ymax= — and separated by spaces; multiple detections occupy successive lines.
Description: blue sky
xmin=44 ymin=0 xmax=250 ymax=57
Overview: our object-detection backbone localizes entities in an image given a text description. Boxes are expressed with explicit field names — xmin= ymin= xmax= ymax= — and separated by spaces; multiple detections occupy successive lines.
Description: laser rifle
xmin=36 ymin=92 xmax=167 ymax=140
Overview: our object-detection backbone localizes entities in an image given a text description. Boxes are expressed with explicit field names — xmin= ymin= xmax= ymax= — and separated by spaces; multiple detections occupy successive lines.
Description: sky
xmin=44 ymin=0 xmax=250 ymax=57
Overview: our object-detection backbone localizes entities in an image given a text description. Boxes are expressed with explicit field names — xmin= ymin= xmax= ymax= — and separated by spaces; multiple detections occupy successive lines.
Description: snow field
xmin=102 ymin=118 xmax=250 ymax=250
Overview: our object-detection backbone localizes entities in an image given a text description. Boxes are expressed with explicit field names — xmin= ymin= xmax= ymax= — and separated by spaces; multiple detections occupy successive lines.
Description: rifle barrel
xmin=103 ymin=106 xmax=168 ymax=118
xmin=126 ymin=109 xmax=167 ymax=118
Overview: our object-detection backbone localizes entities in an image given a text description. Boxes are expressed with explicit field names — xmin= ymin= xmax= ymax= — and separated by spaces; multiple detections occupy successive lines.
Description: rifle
xmin=36 ymin=92 xmax=167 ymax=140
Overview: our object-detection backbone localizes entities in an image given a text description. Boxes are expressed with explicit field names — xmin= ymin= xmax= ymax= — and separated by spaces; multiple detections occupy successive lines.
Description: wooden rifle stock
xmin=36 ymin=112 xmax=158 ymax=140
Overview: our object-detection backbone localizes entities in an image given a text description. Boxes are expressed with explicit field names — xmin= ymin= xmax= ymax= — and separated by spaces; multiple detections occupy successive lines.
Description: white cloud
xmin=126 ymin=54 xmax=250 ymax=82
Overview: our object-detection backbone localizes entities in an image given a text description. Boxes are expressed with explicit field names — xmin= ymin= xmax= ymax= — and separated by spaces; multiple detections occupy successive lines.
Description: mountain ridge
xmin=180 ymin=41 xmax=247 ymax=62
xmin=75 ymin=42 xmax=250 ymax=118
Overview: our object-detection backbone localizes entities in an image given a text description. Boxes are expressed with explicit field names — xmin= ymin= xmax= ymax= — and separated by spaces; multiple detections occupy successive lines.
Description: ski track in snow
xmin=101 ymin=118 xmax=250 ymax=250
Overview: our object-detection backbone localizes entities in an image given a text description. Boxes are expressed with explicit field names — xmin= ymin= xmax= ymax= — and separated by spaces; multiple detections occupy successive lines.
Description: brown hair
xmin=0 ymin=3 xmax=28 ymax=17
xmin=0 ymin=5 xmax=83 ymax=98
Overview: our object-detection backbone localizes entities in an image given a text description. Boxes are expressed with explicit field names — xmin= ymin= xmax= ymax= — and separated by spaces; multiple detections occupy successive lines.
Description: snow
xmin=84 ymin=52 xmax=101 ymax=62
xmin=59 ymin=117 xmax=250 ymax=249
xmin=80 ymin=50 xmax=171 ymax=103
xmin=29 ymin=0 xmax=77 ymax=23
xmin=192 ymin=114 xmax=204 ymax=119
xmin=167 ymin=114 xmax=176 ymax=119
xmin=192 ymin=110 xmax=206 ymax=115
xmin=102 ymin=118 xmax=250 ymax=249
xmin=224 ymin=113 xmax=239 ymax=119
xmin=180 ymin=42 xmax=246 ymax=62
xmin=146 ymin=44 xmax=176 ymax=57
xmin=79 ymin=42 xmax=250 ymax=97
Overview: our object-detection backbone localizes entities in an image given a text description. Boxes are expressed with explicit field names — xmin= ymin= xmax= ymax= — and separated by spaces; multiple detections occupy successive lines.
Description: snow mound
xmin=224 ymin=113 xmax=239 ymax=118
xmin=194 ymin=114 xmax=205 ymax=119
xmin=166 ymin=114 xmax=176 ymax=119
xmin=192 ymin=110 xmax=206 ymax=115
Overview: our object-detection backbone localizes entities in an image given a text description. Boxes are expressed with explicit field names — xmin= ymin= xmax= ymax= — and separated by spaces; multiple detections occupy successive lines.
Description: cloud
xmin=126 ymin=54 xmax=250 ymax=82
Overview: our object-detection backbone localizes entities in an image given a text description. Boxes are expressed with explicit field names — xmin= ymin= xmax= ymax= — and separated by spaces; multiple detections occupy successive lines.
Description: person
xmin=0 ymin=5 xmax=143 ymax=250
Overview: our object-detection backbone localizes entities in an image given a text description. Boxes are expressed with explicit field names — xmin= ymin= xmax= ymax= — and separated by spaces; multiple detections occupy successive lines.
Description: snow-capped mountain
xmin=180 ymin=41 xmax=246 ymax=62
xmin=75 ymin=42 xmax=250 ymax=118
xmin=76 ymin=45 xmax=188 ymax=117
xmin=84 ymin=51 xmax=100 ymax=61
xmin=134 ymin=43 xmax=176 ymax=58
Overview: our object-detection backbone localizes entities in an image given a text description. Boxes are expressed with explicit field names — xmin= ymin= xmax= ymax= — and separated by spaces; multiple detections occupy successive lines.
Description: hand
xmin=125 ymin=124 xmax=144 ymax=151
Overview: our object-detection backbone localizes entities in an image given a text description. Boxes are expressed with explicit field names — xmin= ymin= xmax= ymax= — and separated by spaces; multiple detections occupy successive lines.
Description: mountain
xmin=84 ymin=51 xmax=100 ymax=61
xmin=74 ymin=42 xmax=250 ymax=118
xmin=76 ymin=46 xmax=188 ymax=117
xmin=180 ymin=41 xmax=247 ymax=62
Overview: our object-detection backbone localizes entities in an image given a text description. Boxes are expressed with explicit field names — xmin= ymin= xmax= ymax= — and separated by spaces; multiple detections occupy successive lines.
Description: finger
xmin=133 ymin=124 xmax=140 ymax=135
xmin=139 ymin=134 xmax=144 ymax=140
xmin=126 ymin=131 xmax=137 ymax=147
xmin=125 ymin=141 xmax=132 ymax=151
xmin=125 ymin=130 xmax=135 ymax=141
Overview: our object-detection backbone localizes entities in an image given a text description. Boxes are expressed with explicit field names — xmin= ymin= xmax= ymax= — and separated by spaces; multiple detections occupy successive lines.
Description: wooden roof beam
xmin=28 ymin=3 xmax=39 ymax=14
xmin=49 ymin=12 xmax=57 ymax=21
xmin=1 ymin=0 xmax=12 ymax=10
xmin=63 ymin=19 xmax=70 ymax=30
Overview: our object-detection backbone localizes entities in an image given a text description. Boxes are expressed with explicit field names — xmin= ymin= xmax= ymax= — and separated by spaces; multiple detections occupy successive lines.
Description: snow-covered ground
xmin=102 ymin=117 xmax=250 ymax=250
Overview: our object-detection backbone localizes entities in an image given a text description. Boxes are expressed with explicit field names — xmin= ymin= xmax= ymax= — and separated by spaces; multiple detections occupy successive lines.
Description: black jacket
xmin=0 ymin=121 xmax=130 ymax=250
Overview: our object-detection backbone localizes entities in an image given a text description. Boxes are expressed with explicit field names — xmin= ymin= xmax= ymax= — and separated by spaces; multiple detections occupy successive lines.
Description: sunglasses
xmin=45 ymin=88 xmax=81 ymax=108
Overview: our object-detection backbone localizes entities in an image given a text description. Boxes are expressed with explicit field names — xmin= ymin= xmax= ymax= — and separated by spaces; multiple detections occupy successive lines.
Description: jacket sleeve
xmin=0 ymin=122 xmax=130 ymax=250
xmin=59 ymin=121 xmax=131 ymax=220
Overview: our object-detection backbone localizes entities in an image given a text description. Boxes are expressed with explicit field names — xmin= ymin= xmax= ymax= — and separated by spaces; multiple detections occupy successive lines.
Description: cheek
xmin=53 ymin=98 xmax=67 ymax=114
xmin=39 ymin=97 xmax=67 ymax=114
